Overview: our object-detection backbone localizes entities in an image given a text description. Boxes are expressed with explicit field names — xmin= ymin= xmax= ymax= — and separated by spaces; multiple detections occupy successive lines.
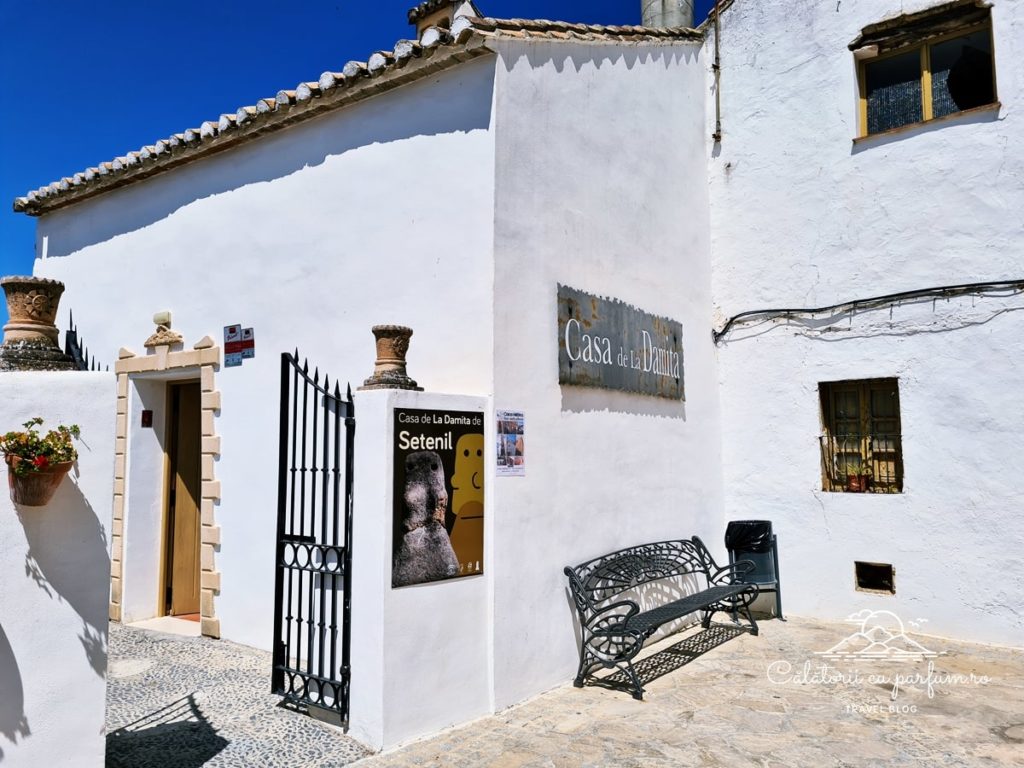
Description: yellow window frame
xmin=857 ymin=20 xmax=997 ymax=138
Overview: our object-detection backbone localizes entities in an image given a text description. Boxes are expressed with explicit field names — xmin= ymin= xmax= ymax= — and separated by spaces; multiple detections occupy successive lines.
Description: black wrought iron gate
xmin=272 ymin=351 xmax=355 ymax=725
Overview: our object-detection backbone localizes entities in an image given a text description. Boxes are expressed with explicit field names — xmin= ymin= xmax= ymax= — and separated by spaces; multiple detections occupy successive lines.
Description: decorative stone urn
xmin=358 ymin=325 xmax=423 ymax=391
xmin=0 ymin=276 xmax=76 ymax=371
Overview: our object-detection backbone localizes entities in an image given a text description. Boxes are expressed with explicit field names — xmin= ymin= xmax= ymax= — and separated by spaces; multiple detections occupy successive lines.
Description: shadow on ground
xmin=106 ymin=694 xmax=227 ymax=768
xmin=592 ymin=623 xmax=747 ymax=694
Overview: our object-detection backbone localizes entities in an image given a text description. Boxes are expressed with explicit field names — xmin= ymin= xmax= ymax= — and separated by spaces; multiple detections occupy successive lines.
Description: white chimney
xmin=641 ymin=0 xmax=695 ymax=28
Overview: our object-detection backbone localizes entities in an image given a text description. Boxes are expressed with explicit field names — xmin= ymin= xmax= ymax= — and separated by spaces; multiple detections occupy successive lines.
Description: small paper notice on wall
xmin=496 ymin=411 xmax=525 ymax=477
xmin=224 ymin=324 xmax=242 ymax=367
xmin=241 ymin=327 xmax=255 ymax=359
xmin=223 ymin=324 xmax=255 ymax=366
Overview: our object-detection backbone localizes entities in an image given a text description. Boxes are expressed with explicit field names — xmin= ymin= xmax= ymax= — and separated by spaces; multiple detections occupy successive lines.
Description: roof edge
xmin=14 ymin=17 xmax=701 ymax=217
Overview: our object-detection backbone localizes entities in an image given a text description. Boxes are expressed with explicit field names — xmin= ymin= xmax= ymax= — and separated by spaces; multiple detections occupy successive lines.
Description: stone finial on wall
xmin=144 ymin=324 xmax=184 ymax=349
xmin=0 ymin=276 xmax=76 ymax=371
xmin=359 ymin=325 xmax=423 ymax=391
xmin=144 ymin=311 xmax=184 ymax=349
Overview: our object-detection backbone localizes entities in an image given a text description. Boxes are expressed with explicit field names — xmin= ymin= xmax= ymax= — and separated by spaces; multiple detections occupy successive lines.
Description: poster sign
xmin=496 ymin=411 xmax=525 ymax=477
xmin=557 ymin=284 xmax=685 ymax=400
xmin=392 ymin=408 xmax=484 ymax=588
xmin=223 ymin=324 xmax=255 ymax=366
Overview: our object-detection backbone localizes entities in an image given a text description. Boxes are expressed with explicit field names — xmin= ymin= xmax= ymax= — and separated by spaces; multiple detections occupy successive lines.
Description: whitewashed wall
xmin=349 ymin=389 xmax=490 ymax=751
xmin=0 ymin=372 xmax=115 ymax=767
xmin=490 ymin=38 xmax=718 ymax=708
xmin=34 ymin=57 xmax=497 ymax=650
xmin=709 ymin=0 xmax=1024 ymax=645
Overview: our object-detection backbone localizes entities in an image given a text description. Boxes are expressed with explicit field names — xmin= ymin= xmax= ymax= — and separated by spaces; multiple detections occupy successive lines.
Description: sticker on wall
xmin=496 ymin=410 xmax=525 ymax=477
xmin=241 ymin=327 xmax=256 ymax=359
xmin=224 ymin=324 xmax=255 ymax=366
xmin=392 ymin=408 xmax=484 ymax=588
xmin=223 ymin=324 xmax=243 ymax=367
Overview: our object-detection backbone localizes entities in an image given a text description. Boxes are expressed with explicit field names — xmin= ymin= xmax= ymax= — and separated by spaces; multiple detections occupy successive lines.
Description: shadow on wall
xmin=850 ymin=104 xmax=1002 ymax=155
xmin=561 ymin=384 xmax=686 ymax=419
xmin=0 ymin=623 xmax=30 ymax=760
xmin=564 ymin=573 xmax=707 ymax=657
xmin=17 ymin=471 xmax=111 ymax=678
xmin=498 ymin=42 xmax=697 ymax=76
xmin=41 ymin=57 xmax=497 ymax=260
xmin=106 ymin=694 xmax=228 ymax=768
xmin=719 ymin=293 xmax=1024 ymax=345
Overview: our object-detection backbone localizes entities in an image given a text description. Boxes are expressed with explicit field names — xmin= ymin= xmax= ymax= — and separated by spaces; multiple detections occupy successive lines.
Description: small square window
xmin=855 ymin=561 xmax=896 ymax=594
xmin=853 ymin=4 xmax=997 ymax=137
xmin=819 ymin=378 xmax=903 ymax=493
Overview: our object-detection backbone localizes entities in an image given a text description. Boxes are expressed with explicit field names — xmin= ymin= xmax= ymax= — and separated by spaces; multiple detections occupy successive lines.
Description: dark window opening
xmin=855 ymin=561 xmax=896 ymax=594
xmin=866 ymin=50 xmax=924 ymax=134
xmin=930 ymin=29 xmax=994 ymax=116
xmin=819 ymin=378 xmax=904 ymax=493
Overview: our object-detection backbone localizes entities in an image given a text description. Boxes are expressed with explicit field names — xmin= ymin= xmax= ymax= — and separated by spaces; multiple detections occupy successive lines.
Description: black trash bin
xmin=725 ymin=520 xmax=783 ymax=619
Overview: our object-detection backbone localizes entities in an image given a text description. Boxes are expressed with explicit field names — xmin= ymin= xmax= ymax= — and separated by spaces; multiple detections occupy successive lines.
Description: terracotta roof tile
xmin=13 ymin=17 xmax=700 ymax=216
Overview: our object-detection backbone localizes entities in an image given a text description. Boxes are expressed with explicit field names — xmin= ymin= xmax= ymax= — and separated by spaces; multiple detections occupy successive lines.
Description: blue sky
xmin=0 ymin=0 xmax=714 ymax=304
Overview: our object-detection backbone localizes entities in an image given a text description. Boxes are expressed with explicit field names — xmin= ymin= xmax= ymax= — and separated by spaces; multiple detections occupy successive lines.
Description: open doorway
xmin=111 ymin=334 xmax=223 ymax=638
xmin=164 ymin=381 xmax=201 ymax=618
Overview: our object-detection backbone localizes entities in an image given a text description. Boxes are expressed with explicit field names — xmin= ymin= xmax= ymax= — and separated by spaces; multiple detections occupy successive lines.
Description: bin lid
xmin=725 ymin=519 xmax=773 ymax=553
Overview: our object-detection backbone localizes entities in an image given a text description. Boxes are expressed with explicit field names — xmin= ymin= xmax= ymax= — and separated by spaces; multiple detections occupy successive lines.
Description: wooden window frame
xmin=819 ymin=378 xmax=904 ymax=494
xmin=857 ymin=20 xmax=997 ymax=138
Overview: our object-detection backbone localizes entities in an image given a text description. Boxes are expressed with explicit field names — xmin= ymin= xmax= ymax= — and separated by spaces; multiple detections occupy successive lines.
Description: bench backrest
xmin=565 ymin=538 xmax=716 ymax=612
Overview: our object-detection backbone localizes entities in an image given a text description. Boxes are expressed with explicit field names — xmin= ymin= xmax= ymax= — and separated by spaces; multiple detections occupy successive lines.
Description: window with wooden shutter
xmin=819 ymin=379 xmax=904 ymax=493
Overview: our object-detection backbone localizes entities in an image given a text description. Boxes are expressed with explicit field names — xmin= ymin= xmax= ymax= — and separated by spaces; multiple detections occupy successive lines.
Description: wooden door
xmin=165 ymin=382 xmax=201 ymax=616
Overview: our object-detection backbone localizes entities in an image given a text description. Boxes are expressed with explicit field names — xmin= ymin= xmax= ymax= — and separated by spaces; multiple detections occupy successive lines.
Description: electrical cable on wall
xmin=712 ymin=279 xmax=1024 ymax=344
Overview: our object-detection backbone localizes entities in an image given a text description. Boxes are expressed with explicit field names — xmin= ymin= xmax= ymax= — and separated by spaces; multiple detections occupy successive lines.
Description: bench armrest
xmin=710 ymin=559 xmax=755 ymax=585
xmin=586 ymin=599 xmax=639 ymax=630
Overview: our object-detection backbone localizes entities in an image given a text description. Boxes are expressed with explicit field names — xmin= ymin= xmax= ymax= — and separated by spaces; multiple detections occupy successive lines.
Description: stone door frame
xmin=110 ymin=332 xmax=223 ymax=638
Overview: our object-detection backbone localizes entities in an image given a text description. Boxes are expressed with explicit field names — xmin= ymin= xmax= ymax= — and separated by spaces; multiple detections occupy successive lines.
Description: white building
xmin=11 ymin=0 xmax=1023 ymax=750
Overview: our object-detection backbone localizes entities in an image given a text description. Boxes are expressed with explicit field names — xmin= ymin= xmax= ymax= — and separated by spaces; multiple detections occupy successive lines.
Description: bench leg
xmin=742 ymin=603 xmax=759 ymax=636
xmin=574 ymin=648 xmax=646 ymax=699
xmin=573 ymin=648 xmax=597 ymax=688
xmin=700 ymin=609 xmax=713 ymax=629
xmin=622 ymin=660 xmax=645 ymax=701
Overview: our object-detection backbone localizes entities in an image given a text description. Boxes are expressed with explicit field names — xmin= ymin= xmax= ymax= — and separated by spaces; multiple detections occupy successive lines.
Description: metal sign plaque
xmin=557 ymin=284 xmax=684 ymax=400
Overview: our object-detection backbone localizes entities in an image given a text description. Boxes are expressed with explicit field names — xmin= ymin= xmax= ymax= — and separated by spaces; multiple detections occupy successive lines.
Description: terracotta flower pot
xmin=5 ymin=455 xmax=73 ymax=506
xmin=845 ymin=474 xmax=869 ymax=493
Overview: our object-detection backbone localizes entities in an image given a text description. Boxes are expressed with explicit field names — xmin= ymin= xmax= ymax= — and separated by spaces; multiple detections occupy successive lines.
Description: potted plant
xmin=846 ymin=465 xmax=872 ymax=493
xmin=1 ymin=417 xmax=80 ymax=506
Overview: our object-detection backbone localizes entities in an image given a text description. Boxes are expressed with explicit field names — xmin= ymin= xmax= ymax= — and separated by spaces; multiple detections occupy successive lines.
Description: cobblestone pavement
xmin=107 ymin=618 xmax=1024 ymax=768
xmin=106 ymin=622 xmax=369 ymax=767
xmin=355 ymin=618 xmax=1024 ymax=768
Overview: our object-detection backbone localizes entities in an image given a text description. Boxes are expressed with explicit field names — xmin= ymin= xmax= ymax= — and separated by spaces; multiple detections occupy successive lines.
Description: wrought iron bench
xmin=564 ymin=537 xmax=759 ymax=700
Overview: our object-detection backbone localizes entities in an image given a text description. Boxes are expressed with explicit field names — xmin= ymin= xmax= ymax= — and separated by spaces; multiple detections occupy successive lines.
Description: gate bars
xmin=272 ymin=351 xmax=355 ymax=725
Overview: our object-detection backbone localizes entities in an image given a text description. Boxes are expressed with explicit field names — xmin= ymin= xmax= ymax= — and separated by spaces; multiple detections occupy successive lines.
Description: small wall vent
xmin=855 ymin=561 xmax=895 ymax=594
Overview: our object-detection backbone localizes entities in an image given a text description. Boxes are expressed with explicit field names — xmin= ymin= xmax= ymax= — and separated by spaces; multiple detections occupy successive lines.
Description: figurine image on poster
xmin=449 ymin=433 xmax=484 ymax=573
xmin=392 ymin=450 xmax=459 ymax=587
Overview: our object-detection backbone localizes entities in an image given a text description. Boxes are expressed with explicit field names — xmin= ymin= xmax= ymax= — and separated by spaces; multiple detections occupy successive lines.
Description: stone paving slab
xmin=106 ymin=617 xmax=1024 ymax=767
xmin=106 ymin=622 xmax=369 ymax=767
xmin=354 ymin=617 xmax=1024 ymax=768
